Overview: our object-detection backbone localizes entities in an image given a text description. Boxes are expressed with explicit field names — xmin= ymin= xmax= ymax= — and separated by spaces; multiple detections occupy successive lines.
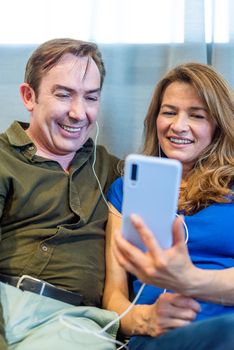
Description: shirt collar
xmin=5 ymin=121 xmax=95 ymax=164
xmin=6 ymin=121 xmax=33 ymax=147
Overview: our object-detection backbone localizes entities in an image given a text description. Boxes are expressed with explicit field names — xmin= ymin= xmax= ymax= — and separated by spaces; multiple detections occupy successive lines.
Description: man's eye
xmin=86 ymin=96 xmax=99 ymax=101
xmin=55 ymin=93 xmax=70 ymax=98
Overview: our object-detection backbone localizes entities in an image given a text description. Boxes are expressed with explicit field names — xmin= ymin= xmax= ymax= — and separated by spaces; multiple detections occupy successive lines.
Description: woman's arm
xmin=114 ymin=214 xmax=234 ymax=306
xmin=103 ymin=204 xmax=136 ymax=335
xmin=103 ymin=204 xmax=200 ymax=336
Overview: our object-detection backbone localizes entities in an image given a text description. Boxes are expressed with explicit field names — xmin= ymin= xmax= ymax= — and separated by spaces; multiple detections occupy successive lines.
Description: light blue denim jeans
xmin=0 ymin=282 xmax=119 ymax=350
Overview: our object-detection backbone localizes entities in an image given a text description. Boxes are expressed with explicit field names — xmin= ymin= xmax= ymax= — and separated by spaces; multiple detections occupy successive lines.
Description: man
xmin=0 ymin=38 xmax=120 ymax=349
xmin=0 ymin=304 xmax=6 ymax=350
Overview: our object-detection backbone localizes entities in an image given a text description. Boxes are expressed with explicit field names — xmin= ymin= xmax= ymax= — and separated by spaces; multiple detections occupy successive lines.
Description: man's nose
xmin=68 ymin=99 xmax=86 ymax=120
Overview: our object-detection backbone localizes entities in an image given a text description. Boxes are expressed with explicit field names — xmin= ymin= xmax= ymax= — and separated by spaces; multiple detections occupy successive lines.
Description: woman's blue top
xmin=107 ymin=177 xmax=234 ymax=321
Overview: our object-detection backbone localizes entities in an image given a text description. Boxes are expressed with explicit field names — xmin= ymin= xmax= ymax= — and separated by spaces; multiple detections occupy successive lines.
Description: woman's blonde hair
xmin=143 ymin=62 xmax=234 ymax=214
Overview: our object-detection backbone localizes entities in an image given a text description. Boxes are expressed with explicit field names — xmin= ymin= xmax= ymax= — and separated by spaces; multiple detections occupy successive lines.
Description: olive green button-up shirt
xmin=0 ymin=121 xmax=120 ymax=307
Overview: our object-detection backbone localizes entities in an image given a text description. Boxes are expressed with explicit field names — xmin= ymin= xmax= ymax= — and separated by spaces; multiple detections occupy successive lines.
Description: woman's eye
xmin=191 ymin=114 xmax=205 ymax=119
xmin=162 ymin=111 xmax=176 ymax=116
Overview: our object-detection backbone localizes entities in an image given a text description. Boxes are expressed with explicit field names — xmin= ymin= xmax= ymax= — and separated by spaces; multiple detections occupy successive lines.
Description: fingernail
xmin=130 ymin=213 xmax=141 ymax=223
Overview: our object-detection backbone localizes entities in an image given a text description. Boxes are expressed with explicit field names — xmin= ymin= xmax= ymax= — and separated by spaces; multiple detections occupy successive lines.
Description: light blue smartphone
xmin=121 ymin=154 xmax=182 ymax=251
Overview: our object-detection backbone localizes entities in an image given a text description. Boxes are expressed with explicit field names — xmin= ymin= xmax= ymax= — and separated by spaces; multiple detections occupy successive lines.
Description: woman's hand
xmin=114 ymin=214 xmax=198 ymax=294
xmin=139 ymin=292 xmax=200 ymax=336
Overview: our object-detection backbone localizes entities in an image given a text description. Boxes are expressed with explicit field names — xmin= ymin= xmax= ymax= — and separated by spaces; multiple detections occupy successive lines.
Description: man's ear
xmin=19 ymin=83 xmax=36 ymax=111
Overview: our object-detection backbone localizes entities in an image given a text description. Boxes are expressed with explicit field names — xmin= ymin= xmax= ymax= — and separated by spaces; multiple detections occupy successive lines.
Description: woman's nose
xmin=170 ymin=114 xmax=189 ymax=133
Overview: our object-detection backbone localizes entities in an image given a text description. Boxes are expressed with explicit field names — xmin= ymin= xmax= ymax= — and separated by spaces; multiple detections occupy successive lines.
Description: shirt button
xmin=28 ymin=146 xmax=34 ymax=151
xmin=41 ymin=244 xmax=48 ymax=252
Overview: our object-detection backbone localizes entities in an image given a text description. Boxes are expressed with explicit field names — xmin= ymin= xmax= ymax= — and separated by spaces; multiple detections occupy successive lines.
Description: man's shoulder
xmin=0 ymin=121 xmax=29 ymax=147
xmin=0 ymin=128 xmax=11 ymax=150
xmin=95 ymin=144 xmax=122 ymax=172
xmin=96 ymin=144 xmax=119 ymax=161
xmin=93 ymin=145 xmax=122 ymax=183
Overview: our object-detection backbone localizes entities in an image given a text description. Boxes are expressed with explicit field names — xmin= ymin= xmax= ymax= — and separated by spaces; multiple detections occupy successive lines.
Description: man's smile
xmin=59 ymin=123 xmax=82 ymax=133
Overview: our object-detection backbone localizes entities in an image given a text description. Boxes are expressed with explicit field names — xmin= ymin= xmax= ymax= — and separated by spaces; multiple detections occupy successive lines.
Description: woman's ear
xmin=19 ymin=83 xmax=36 ymax=112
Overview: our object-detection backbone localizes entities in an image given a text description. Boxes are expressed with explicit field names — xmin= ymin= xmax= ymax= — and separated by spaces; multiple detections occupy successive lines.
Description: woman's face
xmin=157 ymin=82 xmax=216 ymax=176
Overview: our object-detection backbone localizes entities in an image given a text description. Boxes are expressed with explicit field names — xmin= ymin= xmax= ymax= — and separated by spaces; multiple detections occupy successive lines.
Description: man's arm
xmin=0 ymin=194 xmax=8 ymax=349
xmin=0 ymin=194 xmax=5 ymax=236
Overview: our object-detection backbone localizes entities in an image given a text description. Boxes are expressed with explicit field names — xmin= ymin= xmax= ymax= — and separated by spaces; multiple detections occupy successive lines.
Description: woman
xmin=103 ymin=62 xmax=234 ymax=349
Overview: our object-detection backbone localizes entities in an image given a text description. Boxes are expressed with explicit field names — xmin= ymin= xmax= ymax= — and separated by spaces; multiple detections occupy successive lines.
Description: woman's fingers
xmin=156 ymin=293 xmax=200 ymax=331
xmin=173 ymin=216 xmax=186 ymax=246
xmin=130 ymin=213 xmax=163 ymax=258
xmin=113 ymin=228 xmax=148 ymax=273
xmin=114 ymin=214 xmax=194 ymax=290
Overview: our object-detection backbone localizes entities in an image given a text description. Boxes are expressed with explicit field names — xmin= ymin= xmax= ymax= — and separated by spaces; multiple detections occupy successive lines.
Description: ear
xmin=19 ymin=83 xmax=36 ymax=112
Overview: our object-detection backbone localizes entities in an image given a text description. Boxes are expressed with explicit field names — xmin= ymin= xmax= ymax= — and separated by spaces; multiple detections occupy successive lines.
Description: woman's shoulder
xmin=110 ymin=176 xmax=123 ymax=188
xmin=107 ymin=177 xmax=124 ymax=212
xmin=107 ymin=177 xmax=124 ymax=197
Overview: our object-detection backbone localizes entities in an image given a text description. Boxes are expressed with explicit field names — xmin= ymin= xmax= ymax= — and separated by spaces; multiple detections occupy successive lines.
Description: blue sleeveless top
xmin=107 ymin=177 xmax=234 ymax=321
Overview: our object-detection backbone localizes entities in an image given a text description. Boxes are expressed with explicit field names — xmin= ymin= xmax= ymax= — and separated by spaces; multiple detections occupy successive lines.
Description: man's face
xmin=23 ymin=53 xmax=101 ymax=156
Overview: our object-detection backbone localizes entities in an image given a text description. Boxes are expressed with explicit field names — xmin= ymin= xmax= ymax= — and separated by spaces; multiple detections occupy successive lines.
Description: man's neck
xmin=25 ymin=128 xmax=75 ymax=172
xmin=35 ymin=147 xmax=75 ymax=172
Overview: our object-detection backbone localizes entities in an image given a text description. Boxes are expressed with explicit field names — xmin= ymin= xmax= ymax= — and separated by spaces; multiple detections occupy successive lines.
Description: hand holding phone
xmin=121 ymin=154 xmax=182 ymax=251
